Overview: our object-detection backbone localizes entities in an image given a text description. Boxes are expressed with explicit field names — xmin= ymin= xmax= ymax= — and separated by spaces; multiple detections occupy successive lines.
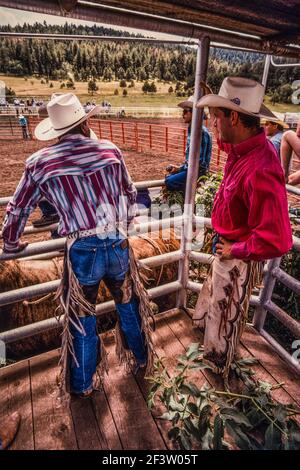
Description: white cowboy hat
xmin=34 ymin=93 xmax=101 ymax=141
xmin=196 ymin=77 xmax=277 ymax=120
xmin=178 ymin=95 xmax=194 ymax=109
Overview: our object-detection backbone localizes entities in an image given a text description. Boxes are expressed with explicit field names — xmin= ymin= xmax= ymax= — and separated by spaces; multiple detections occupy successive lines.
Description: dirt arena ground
xmin=0 ymin=137 xmax=184 ymax=244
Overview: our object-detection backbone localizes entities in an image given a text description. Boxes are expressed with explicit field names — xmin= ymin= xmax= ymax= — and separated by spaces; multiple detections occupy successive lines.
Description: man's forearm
xmin=288 ymin=170 xmax=300 ymax=186
xmin=281 ymin=130 xmax=300 ymax=182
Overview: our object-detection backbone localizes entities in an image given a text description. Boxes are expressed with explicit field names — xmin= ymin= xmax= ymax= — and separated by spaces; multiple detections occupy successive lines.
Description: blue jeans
xmin=69 ymin=235 xmax=147 ymax=394
xmin=212 ymin=233 xmax=220 ymax=255
xmin=136 ymin=188 xmax=151 ymax=208
xmin=165 ymin=166 xmax=208 ymax=193
xmin=165 ymin=169 xmax=187 ymax=192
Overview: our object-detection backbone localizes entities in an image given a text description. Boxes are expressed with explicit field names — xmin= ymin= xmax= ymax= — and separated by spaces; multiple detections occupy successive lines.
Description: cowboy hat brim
xmin=196 ymin=94 xmax=277 ymax=120
xmin=34 ymin=105 xmax=101 ymax=141
xmin=178 ymin=100 xmax=193 ymax=109
xmin=261 ymin=118 xmax=289 ymax=129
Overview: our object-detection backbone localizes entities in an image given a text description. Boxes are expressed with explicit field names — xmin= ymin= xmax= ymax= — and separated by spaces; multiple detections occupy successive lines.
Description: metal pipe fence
xmin=1 ymin=116 xmax=299 ymax=182
xmin=0 ymin=189 xmax=300 ymax=372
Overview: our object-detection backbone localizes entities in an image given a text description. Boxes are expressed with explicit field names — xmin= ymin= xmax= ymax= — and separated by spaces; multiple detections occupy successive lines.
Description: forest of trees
xmin=0 ymin=22 xmax=299 ymax=104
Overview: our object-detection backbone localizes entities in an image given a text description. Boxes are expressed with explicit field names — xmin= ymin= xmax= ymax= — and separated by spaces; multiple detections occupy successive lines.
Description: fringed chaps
xmin=55 ymin=233 xmax=155 ymax=403
xmin=193 ymin=256 xmax=263 ymax=380
xmin=114 ymin=240 xmax=155 ymax=377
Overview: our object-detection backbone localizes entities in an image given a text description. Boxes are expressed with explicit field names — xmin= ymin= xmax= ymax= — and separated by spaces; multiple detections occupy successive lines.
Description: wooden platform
xmin=1 ymin=309 xmax=300 ymax=450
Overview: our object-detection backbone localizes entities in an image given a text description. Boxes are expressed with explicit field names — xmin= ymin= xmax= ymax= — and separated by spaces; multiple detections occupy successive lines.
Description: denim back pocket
xmin=70 ymin=242 xmax=98 ymax=283
xmin=109 ymin=239 xmax=129 ymax=276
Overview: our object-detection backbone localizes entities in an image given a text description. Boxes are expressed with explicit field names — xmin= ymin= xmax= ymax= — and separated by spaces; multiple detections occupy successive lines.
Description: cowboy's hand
xmin=215 ymin=237 xmax=234 ymax=260
xmin=166 ymin=164 xmax=180 ymax=174
xmin=166 ymin=164 xmax=175 ymax=173
xmin=2 ymin=241 xmax=28 ymax=254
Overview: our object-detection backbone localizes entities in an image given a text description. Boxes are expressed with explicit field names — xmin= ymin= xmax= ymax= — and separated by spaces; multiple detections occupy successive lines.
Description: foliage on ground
xmin=147 ymin=344 xmax=300 ymax=450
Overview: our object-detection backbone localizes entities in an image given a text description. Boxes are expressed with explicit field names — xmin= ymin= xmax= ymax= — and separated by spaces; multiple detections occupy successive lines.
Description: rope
xmin=23 ymin=258 xmax=63 ymax=307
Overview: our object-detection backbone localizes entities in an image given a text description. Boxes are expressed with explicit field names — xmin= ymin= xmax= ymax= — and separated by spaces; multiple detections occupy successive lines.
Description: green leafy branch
xmin=147 ymin=343 xmax=300 ymax=450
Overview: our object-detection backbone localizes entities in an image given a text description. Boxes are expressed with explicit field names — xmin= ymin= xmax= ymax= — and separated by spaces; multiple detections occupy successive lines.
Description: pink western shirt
xmin=212 ymin=130 xmax=292 ymax=261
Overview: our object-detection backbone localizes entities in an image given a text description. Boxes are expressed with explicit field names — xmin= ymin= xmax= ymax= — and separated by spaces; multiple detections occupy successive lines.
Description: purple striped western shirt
xmin=2 ymin=134 xmax=137 ymax=252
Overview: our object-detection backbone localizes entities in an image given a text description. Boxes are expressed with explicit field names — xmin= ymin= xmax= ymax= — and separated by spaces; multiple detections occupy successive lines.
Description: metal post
xmin=149 ymin=124 xmax=152 ymax=149
xmin=252 ymin=257 xmax=281 ymax=331
xmin=183 ymin=128 xmax=187 ymax=158
xmin=262 ymin=54 xmax=271 ymax=89
xmin=165 ymin=126 xmax=168 ymax=153
xmin=177 ymin=36 xmax=210 ymax=308
xmin=122 ymin=122 xmax=125 ymax=144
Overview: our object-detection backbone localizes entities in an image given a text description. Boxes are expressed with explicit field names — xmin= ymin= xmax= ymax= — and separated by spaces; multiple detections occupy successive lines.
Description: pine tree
xmin=88 ymin=78 xmax=99 ymax=95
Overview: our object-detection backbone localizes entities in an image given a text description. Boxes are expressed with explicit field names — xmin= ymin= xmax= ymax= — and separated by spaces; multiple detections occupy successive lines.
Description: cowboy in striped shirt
xmin=2 ymin=94 xmax=153 ymax=398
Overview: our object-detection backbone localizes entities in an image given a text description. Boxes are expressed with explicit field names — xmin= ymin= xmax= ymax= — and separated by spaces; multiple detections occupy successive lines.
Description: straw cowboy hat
xmin=196 ymin=77 xmax=277 ymax=120
xmin=35 ymin=93 xmax=101 ymax=141
xmin=178 ymin=95 xmax=194 ymax=109
xmin=261 ymin=117 xmax=289 ymax=129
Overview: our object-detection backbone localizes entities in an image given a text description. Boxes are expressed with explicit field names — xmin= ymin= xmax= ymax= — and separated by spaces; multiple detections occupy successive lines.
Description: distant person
xmin=262 ymin=118 xmax=289 ymax=158
xmin=281 ymin=119 xmax=300 ymax=185
xmin=165 ymin=95 xmax=212 ymax=193
xmin=14 ymin=98 xmax=20 ymax=116
xmin=18 ymin=113 xmax=29 ymax=140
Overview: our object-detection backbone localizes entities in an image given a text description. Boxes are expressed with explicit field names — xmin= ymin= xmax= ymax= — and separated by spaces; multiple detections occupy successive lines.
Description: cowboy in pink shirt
xmin=193 ymin=77 xmax=292 ymax=380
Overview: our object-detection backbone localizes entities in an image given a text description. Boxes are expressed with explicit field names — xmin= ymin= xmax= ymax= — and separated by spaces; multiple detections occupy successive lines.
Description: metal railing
xmin=0 ymin=191 xmax=299 ymax=373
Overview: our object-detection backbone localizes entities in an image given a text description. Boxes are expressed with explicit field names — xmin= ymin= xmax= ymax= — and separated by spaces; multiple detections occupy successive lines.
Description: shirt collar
xmin=59 ymin=133 xmax=88 ymax=143
xmin=232 ymin=128 xmax=266 ymax=158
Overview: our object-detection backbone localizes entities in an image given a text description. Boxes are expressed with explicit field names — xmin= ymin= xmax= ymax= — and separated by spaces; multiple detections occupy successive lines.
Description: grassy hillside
xmin=0 ymin=75 xmax=180 ymax=107
xmin=1 ymin=75 xmax=299 ymax=112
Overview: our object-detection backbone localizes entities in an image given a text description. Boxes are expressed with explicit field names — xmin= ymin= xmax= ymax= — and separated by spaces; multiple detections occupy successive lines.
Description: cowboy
xmin=165 ymin=95 xmax=212 ymax=193
xmin=281 ymin=118 xmax=300 ymax=186
xmin=193 ymin=77 xmax=293 ymax=379
xmin=32 ymin=100 xmax=98 ymax=230
xmin=262 ymin=117 xmax=289 ymax=158
xmin=18 ymin=113 xmax=29 ymax=140
xmin=1 ymin=93 xmax=152 ymax=398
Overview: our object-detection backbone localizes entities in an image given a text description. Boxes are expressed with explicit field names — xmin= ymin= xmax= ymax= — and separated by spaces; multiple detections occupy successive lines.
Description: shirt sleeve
xmin=1 ymin=167 xmax=42 ymax=252
xmin=199 ymin=128 xmax=212 ymax=172
xmin=231 ymin=167 xmax=293 ymax=261
xmin=114 ymin=146 xmax=137 ymax=221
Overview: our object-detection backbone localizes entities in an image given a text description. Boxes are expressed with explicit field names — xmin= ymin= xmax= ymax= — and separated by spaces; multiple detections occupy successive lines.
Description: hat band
xmin=53 ymin=112 xmax=87 ymax=131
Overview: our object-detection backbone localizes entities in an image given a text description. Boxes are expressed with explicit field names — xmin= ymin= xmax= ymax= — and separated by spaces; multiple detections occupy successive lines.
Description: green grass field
xmin=1 ymin=75 xmax=180 ymax=107
xmin=1 ymin=75 xmax=300 ymax=112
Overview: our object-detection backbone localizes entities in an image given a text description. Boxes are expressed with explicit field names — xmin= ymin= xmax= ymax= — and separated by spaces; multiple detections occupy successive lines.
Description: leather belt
xmin=75 ymin=224 xmax=117 ymax=239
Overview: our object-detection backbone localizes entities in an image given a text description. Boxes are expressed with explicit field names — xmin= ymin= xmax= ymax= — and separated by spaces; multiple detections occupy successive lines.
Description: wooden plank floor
xmin=0 ymin=309 xmax=300 ymax=450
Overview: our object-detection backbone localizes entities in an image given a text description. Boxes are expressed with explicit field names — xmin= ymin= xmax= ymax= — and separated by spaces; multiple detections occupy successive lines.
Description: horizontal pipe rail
xmin=1 ymin=0 xmax=299 ymax=57
xmin=2 ymin=182 xmax=298 ymax=206
xmin=0 ymin=281 xmax=182 ymax=344
xmin=0 ymin=181 xmax=164 ymax=207
xmin=0 ymin=31 xmax=197 ymax=45
xmin=187 ymin=280 xmax=260 ymax=307
xmin=0 ymin=215 xmax=185 ymax=261
xmin=22 ymin=251 xmax=64 ymax=261
xmin=260 ymin=329 xmax=300 ymax=374
xmin=286 ymin=184 xmax=300 ymax=197
xmin=0 ymin=207 xmax=151 ymax=238
xmin=190 ymin=251 xmax=214 ymax=264
xmin=272 ymin=266 xmax=300 ymax=296
xmin=0 ymin=250 xmax=183 ymax=307
xmin=264 ymin=300 xmax=300 ymax=338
